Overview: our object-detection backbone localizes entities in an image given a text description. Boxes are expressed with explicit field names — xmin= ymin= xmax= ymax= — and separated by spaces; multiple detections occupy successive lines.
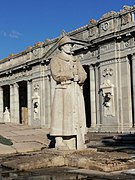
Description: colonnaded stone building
xmin=1 ymin=5 xmax=135 ymax=133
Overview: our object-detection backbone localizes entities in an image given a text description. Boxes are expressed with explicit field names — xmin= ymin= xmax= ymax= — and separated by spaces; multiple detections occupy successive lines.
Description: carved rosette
xmin=102 ymin=22 xmax=109 ymax=31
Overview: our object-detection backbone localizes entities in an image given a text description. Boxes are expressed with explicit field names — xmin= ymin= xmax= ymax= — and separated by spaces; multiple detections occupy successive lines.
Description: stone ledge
xmin=0 ymin=144 xmax=16 ymax=155
xmin=1 ymin=148 xmax=135 ymax=172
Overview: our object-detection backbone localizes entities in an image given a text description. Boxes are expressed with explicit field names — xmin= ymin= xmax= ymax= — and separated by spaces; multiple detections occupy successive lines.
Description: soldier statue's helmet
xmin=58 ymin=36 xmax=74 ymax=49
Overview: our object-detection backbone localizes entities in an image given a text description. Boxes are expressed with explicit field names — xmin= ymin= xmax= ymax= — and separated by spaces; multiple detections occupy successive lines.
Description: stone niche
xmin=32 ymin=91 xmax=40 ymax=121
xmin=100 ymin=79 xmax=115 ymax=117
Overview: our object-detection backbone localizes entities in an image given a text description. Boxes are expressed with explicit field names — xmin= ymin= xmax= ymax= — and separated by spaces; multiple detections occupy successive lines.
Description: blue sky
xmin=0 ymin=0 xmax=135 ymax=60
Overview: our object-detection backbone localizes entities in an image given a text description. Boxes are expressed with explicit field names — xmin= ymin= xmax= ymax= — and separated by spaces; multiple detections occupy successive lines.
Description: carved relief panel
xmin=31 ymin=48 xmax=40 ymax=60
xmin=100 ymin=68 xmax=115 ymax=117
xmin=99 ymin=20 xmax=114 ymax=36
xmin=121 ymin=37 xmax=132 ymax=49
xmin=32 ymin=83 xmax=40 ymax=121
xmin=121 ymin=13 xmax=132 ymax=26
xmin=88 ymin=26 xmax=98 ymax=40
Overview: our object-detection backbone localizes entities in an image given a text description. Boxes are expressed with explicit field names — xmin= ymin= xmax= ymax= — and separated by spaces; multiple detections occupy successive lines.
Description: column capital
xmin=28 ymin=79 xmax=32 ymax=84
xmin=0 ymin=86 xmax=3 ymax=91
xmin=14 ymin=83 xmax=19 ymax=88
xmin=132 ymin=54 xmax=135 ymax=61
xmin=90 ymin=64 xmax=95 ymax=70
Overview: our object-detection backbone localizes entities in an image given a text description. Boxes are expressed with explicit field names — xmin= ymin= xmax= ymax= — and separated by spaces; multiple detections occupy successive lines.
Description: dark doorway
xmin=83 ymin=65 xmax=91 ymax=127
xmin=3 ymin=85 xmax=10 ymax=112
xmin=18 ymin=81 xmax=28 ymax=124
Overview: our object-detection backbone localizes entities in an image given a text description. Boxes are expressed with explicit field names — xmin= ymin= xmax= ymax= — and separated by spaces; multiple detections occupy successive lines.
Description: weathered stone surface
xmin=2 ymin=149 xmax=135 ymax=172
xmin=10 ymin=134 xmax=49 ymax=145
xmin=12 ymin=142 xmax=45 ymax=153
xmin=0 ymin=124 xmax=50 ymax=155
xmin=2 ymin=152 xmax=65 ymax=171
xmin=0 ymin=144 xmax=16 ymax=155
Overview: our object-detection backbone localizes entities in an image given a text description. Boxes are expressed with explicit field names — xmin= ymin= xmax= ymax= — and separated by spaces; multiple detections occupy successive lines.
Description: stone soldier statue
xmin=50 ymin=35 xmax=87 ymax=150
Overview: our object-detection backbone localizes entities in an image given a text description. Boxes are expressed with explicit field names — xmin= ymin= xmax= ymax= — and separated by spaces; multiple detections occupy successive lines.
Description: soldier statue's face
xmin=61 ymin=43 xmax=73 ymax=54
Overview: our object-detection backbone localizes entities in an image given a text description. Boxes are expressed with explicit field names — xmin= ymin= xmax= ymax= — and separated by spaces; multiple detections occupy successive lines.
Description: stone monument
xmin=50 ymin=35 xmax=87 ymax=150
xmin=3 ymin=107 xmax=10 ymax=122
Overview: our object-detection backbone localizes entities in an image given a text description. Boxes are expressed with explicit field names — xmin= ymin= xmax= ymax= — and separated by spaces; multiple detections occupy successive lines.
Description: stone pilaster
xmin=10 ymin=84 xmax=14 ymax=123
xmin=13 ymin=83 xmax=19 ymax=124
xmin=89 ymin=65 xmax=97 ymax=128
xmin=95 ymin=64 xmax=101 ymax=129
xmin=40 ymin=74 xmax=45 ymax=127
xmin=132 ymin=55 xmax=135 ymax=127
xmin=123 ymin=57 xmax=132 ymax=129
xmin=0 ymin=87 xmax=4 ymax=123
xmin=45 ymin=75 xmax=51 ymax=128
xmin=27 ymin=80 xmax=32 ymax=126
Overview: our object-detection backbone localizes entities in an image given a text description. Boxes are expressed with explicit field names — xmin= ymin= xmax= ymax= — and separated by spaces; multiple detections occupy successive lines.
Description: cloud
xmin=0 ymin=31 xmax=7 ymax=37
xmin=0 ymin=30 xmax=22 ymax=39
xmin=9 ymin=30 xmax=22 ymax=39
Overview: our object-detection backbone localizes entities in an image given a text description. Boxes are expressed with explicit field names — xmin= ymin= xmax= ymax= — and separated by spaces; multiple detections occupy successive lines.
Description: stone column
xmin=89 ymin=65 xmax=97 ymax=128
xmin=116 ymin=59 xmax=123 ymax=132
xmin=10 ymin=84 xmax=14 ymax=123
xmin=40 ymin=74 xmax=46 ymax=127
xmin=123 ymin=57 xmax=132 ymax=128
xmin=0 ymin=87 xmax=4 ymax=123
xmin=45 ymin=75 xmax=51 ymax=128
xmin=132 ymin=55 xmax=135 ymax=127
xmin=95 ymin=64 xmax=101 ymax=129
xmin=13 ymin=83 xmax=20 ymax=124
xmin=27 ymin=80 xmax=32 ymax=126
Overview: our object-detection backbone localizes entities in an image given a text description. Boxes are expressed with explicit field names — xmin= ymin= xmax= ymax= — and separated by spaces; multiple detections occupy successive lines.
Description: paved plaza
xmin=0 ymin=123 xmax=50 ymax=155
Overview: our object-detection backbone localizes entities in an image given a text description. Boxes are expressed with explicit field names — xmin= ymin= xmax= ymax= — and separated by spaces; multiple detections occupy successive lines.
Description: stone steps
xmin=85 ymin=132 xmax=135 ymax=149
